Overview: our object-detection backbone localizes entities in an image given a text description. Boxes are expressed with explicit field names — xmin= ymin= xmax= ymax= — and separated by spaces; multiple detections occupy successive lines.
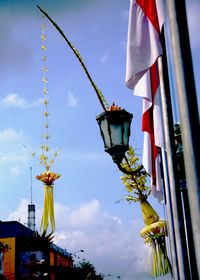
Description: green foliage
xmin=0 ymin=241 xmax=10 ymax=252
xmin=76 ymin=259 xmax=103 ymax=280
xmin=35 ymin=230 xmax=55 ymax=244
xmin=120 ymin=146 xmax=150 ymax=202
xmin=61 ymin=259 xmax=104 ymax=280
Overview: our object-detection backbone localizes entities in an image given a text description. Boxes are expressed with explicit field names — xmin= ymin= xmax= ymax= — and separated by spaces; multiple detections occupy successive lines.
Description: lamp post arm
xmin=116 ymin=162 xmax=146 ymax=175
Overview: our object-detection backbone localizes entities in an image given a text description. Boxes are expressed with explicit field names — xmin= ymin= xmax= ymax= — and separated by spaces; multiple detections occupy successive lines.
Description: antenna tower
xmin=28 ymin=166 xmax=36 ymax=231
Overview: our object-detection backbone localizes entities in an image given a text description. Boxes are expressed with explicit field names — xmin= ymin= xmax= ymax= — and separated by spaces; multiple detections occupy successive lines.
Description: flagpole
xmin=166 ymin=0 xmax=200 ymax=278
xmin=158 ymin=52 xmax=190 ymax=279
xmin=160 ymin=148 xmax=179 ymax=280
xmin=159 ymin=20 xmax=199 ymax=278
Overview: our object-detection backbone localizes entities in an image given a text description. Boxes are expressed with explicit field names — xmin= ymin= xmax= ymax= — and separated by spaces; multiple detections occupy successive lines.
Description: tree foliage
xmin=63 ymin=259 xmax=104 ymax=280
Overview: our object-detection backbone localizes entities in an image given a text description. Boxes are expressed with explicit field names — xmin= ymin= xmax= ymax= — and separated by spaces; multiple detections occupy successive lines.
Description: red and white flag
xmin=126 ymin=0 xmax=164 ymax=201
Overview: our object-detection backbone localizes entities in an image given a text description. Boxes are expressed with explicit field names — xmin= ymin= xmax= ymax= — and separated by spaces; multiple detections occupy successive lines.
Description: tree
xmin=64 ymin=259 xmax=103 ymax=280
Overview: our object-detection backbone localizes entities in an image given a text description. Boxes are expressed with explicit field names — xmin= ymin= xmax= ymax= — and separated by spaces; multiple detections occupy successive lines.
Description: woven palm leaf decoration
xmin=35 ymin=7 xmax=110 ymax=234
xmin=35 ymin=15 xmax=61 ymax=234
xmin=120 ymin=147 xmax=171 ymax=277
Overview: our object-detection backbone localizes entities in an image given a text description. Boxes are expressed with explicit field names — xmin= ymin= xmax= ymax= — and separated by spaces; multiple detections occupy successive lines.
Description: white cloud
xmin=0 ymin=127 xmax=23 ymax=142
xmin=0 ymin=152 xmax=26 ymax=177
xmin=7 ymin=198 xmax=29 ymax=224
xmin=1 ymin=93 xmax=26 ymax=108
xmin=67 ymin=91 xmax=78 ymax=107
xmin=0 ymin=128 xmax=29 ymax=176
xmin=6 ymin=199 xmax=171 ymax=280
xmin=0 ymin=153 xmax=26 ymax=165
xmin=69 ymin=199 xmax=100 ymax=227
xmin=0 ymin=93 xmax=43 ymax=109
xmin=53 ymin=200 xmax=150 ymax=279
xmin=10 ymin=166 xmax=21 ymax=175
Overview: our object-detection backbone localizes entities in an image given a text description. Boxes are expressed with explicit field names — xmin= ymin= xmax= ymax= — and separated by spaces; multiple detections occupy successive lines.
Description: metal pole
xmin=160 ymin=148 xmax=179 ymax=280
xmin=174 ymin=126 xmax=199 ymax=279
xmin=166 ymin=0 xmax=200 ymax=278
xmin=157 ymin=29 xmax=191 ymax=279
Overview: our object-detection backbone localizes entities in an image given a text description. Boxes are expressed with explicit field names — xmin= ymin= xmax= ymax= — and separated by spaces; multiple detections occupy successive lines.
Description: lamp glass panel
xmin=110 ymin=123 xmax=123 ymax=146
xmin=123 ymin=120 xmax=131 ymax=145
xmin=100 ymin=118 xmax=111 ymax=148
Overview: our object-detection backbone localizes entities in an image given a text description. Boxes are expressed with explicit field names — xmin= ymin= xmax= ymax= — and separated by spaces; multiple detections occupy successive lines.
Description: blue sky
xmin=0 ymin=0 xmax=199 ymax=279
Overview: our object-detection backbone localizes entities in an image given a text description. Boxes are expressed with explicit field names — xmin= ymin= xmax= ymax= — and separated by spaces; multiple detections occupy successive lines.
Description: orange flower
xmin=36 ymin=171 xmax=61 ymax=185
xmin=108 ymin=102 xmax=121 ymax=111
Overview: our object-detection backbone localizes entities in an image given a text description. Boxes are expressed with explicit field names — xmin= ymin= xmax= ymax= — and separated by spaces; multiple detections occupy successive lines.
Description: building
xmin=0 ymin=221 xmax=73 ymax=280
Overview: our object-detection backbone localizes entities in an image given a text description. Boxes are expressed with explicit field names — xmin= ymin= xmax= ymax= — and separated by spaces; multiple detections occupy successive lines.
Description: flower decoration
xmin=36 ymin=171 xmax=61 ymax=185
xmin=108 ymin=102 xmax=121 ymax=111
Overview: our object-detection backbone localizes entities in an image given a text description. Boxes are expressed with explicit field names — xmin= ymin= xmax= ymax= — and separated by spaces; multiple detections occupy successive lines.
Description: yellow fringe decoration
xmin=36 ymin=171 xmax=61 ymax=233
xmin=140 ymin=201 xmax=171 ymax=277
xmin=41 ymin=185 xmax=55 ymax=233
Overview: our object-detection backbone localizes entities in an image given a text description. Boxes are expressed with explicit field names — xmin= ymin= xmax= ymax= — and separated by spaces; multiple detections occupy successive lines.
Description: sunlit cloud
xmin=0 ymin=93 xmax=43 ymax=109
xmin=66 ymin=91 xmax=78 ymax=107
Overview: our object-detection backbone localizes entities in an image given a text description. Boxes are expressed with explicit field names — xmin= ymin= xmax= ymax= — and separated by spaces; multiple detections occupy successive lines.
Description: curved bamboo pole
xmin=37 ymin=5 xmax=109 ymax=112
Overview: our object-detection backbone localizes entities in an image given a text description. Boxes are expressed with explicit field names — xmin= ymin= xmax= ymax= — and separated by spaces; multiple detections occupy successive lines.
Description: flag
xmin=126 ymin=0 xmax=164 ymax=201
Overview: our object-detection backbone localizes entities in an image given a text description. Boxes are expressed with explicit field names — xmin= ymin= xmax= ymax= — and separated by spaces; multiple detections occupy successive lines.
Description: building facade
xmin=0 ymin=221 xmax=73 ymax=280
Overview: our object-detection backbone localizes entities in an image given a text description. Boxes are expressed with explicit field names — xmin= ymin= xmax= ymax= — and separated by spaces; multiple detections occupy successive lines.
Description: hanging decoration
xmin=35 ymin=6 xmax=110 ymax=235
xmin=119 ymin=147 xmax=171 ymax=277
xmin=36 ymin=7 xmax=171 ymax=276
xmin=35 ymin=15 xmax=61 ymax=234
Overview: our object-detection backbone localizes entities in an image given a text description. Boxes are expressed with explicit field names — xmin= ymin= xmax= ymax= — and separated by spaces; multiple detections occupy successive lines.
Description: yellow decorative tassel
xmin=140 ymin=201 xmax=171 ymax=277
xmin=36 ymin=171 xmax=61 ymax=233
xmin=40 ymin=185 xmax=54 ymax=233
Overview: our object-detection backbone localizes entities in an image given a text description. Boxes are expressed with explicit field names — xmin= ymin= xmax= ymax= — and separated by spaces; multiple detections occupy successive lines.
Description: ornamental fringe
xmin=140 ymin=200 xmax=172 ymax=277
xmin=36 ymin=171 xmax=61 ymax=233
xmin=41 ymin=185 xmax=55 ymax=233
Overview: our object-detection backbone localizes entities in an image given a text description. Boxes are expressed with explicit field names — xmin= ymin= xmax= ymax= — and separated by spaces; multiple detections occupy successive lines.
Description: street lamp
xmin=96 ymin=104 xmax=145 ymax=175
